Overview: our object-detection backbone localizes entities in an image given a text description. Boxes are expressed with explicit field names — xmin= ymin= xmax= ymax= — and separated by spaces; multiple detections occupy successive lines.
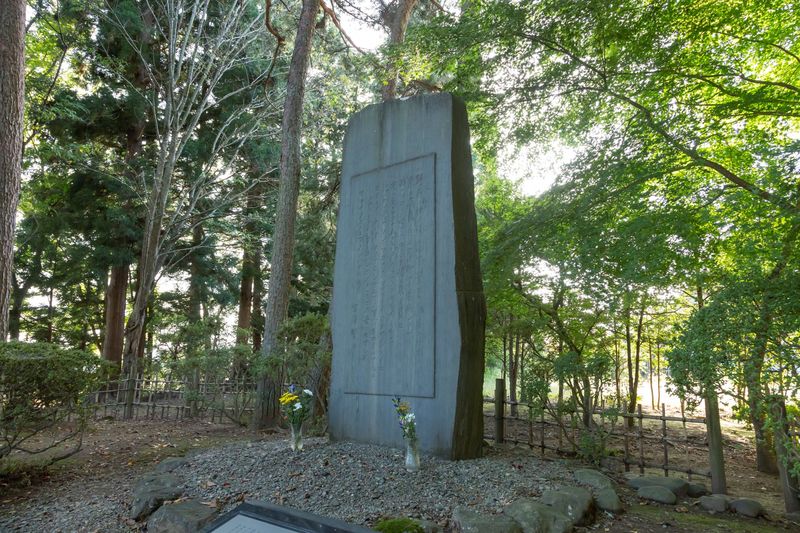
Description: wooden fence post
xmin=540 ymin=409 xmax=545 ymax=456
xmin=528 ymin=407 xmax=533 ymax=448
xmin=623 ymin=405 xmax=630 ymax=472
xmin=556 ymin=400 xmax=563 ymax=451
xmin=495 ymin=378 xmax=505 ymax=444
xmin=638 ymin=404 xmax=644 ymax=475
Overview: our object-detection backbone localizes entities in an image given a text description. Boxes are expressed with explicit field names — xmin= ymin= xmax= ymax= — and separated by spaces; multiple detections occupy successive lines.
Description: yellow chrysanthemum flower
xmin=279 ymin=392 xmax=299 ymax=405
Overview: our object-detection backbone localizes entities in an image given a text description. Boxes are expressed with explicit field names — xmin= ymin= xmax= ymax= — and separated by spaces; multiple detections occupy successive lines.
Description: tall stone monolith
xmin=328 ymin=93 xmax=486 ymax=459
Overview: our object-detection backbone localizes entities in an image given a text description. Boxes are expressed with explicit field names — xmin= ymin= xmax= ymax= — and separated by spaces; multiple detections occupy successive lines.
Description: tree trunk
xmin=187 ymin=222 xmax=204 ymax=417
xmin=510 ymin=333 xmax=519 ymax=417
xmin=745 ymin=289 xmax=779 ymax=474
xmin=581 ymin=374 xmax=592 ymax=428
xmin=120 ymin=4 xmax=156 ymax=419
xmin=46 ymin=285 xmax=54 ymax=342
xmin=380 ymin=0 xmax=420 ymax=101
xmin=648 ymin=337 xmax=655 ymax=410
xmin=705 ymin=393 xmax=727 ymax=494
xmin=697 ymin=283 xmax=727 ymax=492
xmin=252 ymin=254 xmax=263 ymax=353
xmin=747 ymin=223 xmax=799 ymax=473
xmin=122 ymin=185 xmax=166 ymax=418
xmin=625 ymin=303 xmax=644 ymax=426
xmin=771 ymin=399 xmax=800 ymax=512
xmin=236 ymin=247 xmax=254 ymax=345
xmin=253 ymin=0 xmax=320 ymax=430
xmin=0 ymin=0 xmax=26 ymax=340
xmin=9 ymin=271 xmax=32 ymax=341
xmin=234 ymin=182 xmax=260 ymax=377
xmin=613 ymin=328 xmax=621 ymax=409
xmin=518 ymin=342 xmax=526 ymax=403
xmin=102 ymin=264 xmax=129 ymax=377
xmin=748 ymin=390 xmax=778 ymax=474
xmin=624 ymin=304 xmax=633 ymax=427
xmin=500 ymin=332 xmax=506 ymax=381
xmin=310 ymin=325 xmax=332 ymax=419
xmin=656 ymin=339 xmax=662 ymax=406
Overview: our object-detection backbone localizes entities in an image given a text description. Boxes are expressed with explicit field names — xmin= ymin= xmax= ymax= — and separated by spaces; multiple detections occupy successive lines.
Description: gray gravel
xmin=0 ymin=438 xmax=576 ymax=532
xmin=0 ymin=475 xmax=134 ymax=532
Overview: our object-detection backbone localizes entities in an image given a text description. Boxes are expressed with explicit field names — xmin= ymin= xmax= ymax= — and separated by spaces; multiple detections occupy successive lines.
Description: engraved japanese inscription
xmin=330 ymin=94 xmax=485 ymax=458
xmin=340 ymin=154 xmax=436 ymax=398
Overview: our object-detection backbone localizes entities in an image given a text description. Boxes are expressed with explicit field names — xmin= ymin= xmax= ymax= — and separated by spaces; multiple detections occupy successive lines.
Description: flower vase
xmin=290 ymin=422 xmax=303 ymax=451
xmin=404 ymin=438 xmax=420 ymax=471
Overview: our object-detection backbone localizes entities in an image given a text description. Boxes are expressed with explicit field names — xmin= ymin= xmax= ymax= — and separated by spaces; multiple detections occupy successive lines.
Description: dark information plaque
xmin=202 ymin=501 xmax=375 ymax=533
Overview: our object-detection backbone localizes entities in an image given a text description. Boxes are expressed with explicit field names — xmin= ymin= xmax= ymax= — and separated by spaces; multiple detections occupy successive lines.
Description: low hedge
xmin=0 ymin=342 xmax=104 ymax=460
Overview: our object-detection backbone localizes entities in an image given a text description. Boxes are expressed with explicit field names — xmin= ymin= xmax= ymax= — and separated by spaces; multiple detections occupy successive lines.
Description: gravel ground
xmin=0 ymin=437 xmax=577 ymax=532
xmin=180 ymin=438 xmax=575 ymax=527
xmin=0 ymin=471 xmax=134 ymax=532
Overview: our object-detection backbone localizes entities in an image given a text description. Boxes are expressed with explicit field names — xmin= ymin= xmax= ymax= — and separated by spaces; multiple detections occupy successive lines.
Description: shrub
xmin=373 ymin=517 xmax=425 ymax=533
xmin=577 ymin=427 xmax=609 ymax=466
xmin=0 ymin=342 xmax=104 ymax=463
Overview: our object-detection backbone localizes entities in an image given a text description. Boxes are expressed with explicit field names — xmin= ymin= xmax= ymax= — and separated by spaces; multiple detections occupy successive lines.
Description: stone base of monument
xmin=202 ymin=500 xmax=375 ymax=532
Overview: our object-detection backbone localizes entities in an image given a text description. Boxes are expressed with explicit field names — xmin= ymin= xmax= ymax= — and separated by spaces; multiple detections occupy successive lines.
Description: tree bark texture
xmin=380 ymin=0 xmax=419 ymax=101
xmin=509 ymin=332 xmax=519 ymax=417
xmin=120 ymin=4 xmax=158 ymax=419
xmin=771 ymin=400 xmax=800 ymax=512
xmin=252 ymin=254 xmax=263 ymax=352
xmin=102 ymin=264 xmax=129 ymax=376
xmin=236 ymin=248 xmax=254 ymax=344
xmin=705 ymin=393 xmax=727 ymax=494
xmin=625 ymin=302 xmax=644 ymax=427
xmin=235 ymin=183 xmax=261 ymax=351
xmin=0 ymin=0 xmax=25 ymax=340
xmin=745 ymin=222 xmax=799 ymax=473
xmin=10 ymin=265 xmax=37 ymax=341
xmin=187 ymin=221 xmax=204 ymax=417
xmin=253 ymin=0 xmax=320 ymax=429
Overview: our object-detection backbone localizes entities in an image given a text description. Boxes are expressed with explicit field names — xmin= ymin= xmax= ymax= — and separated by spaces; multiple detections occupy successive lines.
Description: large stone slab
xmin=329 ymin=93 xmax=486 ymax=459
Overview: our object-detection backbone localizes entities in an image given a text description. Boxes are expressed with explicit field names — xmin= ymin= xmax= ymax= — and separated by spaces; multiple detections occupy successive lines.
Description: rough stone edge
xmin=449 ymin=94 xmax=486 ymax=461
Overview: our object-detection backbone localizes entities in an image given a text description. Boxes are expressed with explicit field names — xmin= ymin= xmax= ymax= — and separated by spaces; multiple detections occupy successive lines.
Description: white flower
xmin=294 ymin=402 xmax=302 ymax=410
xmin=404 ymin=413 xmax=415 ymax=422
xmin=303 ymin=389 xmax=313 ymax=396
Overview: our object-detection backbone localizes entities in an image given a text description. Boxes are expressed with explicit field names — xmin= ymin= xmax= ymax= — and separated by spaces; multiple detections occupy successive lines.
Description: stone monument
xmin=328 ymin=93 xmax=486 ymax=459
